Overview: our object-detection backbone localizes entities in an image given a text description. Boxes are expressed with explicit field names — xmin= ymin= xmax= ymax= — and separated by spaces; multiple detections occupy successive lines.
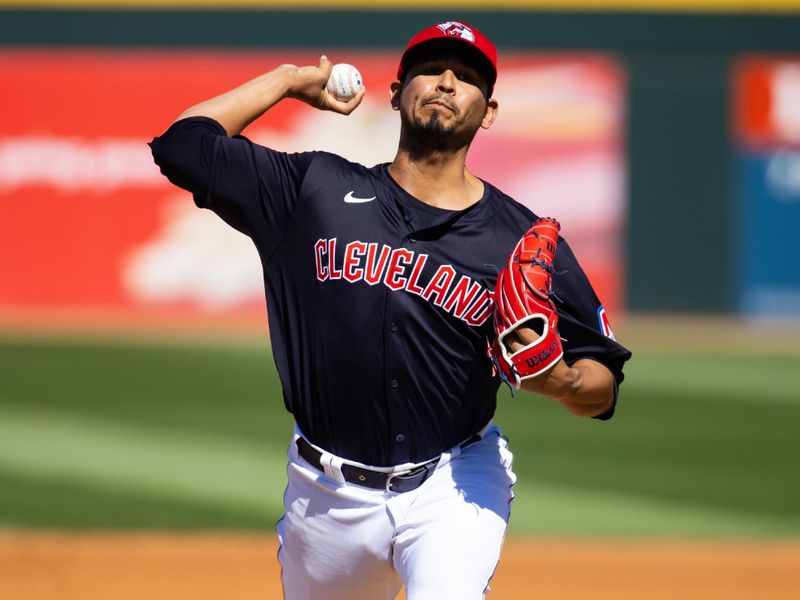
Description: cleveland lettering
xmin=314 ymin=238 xmax=492 ymax=327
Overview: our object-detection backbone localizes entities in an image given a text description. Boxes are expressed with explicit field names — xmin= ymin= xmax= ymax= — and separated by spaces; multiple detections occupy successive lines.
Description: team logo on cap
xmin=436 ymin=21 xmax=475 ymax=42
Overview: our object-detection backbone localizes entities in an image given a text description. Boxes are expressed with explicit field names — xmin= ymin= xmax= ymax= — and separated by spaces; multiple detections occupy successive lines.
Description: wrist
xmin=274 ymin=64 xmax=299 ymax=99
xmin=518 ymin=358 xmax=577 ymax=399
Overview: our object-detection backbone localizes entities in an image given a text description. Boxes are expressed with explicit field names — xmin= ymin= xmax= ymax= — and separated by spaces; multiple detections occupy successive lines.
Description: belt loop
xmin=329 ymin=455 xmax=346 ymax=484
xmin=319 ymin=452 xmax=346 ymax=484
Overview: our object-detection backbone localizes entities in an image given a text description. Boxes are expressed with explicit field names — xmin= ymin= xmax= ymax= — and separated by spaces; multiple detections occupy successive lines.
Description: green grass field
xmin=1 ymin=322 xmax=798 ymax=537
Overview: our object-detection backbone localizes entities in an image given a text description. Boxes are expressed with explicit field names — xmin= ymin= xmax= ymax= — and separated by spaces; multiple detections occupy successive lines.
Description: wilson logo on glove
xmin=524 ymin=340 xmax=559 ymax=368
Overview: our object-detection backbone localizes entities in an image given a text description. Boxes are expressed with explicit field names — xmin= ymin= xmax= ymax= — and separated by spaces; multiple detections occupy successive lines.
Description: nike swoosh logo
xmin=344 ymin=191 xmax=376 ymax=204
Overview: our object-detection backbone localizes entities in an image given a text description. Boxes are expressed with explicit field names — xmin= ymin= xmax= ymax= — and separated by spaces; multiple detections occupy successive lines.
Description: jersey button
xmin=404 ymin=213 xmax=413 ymax=223
xmin=390 ymin=379 xmax=399 ymax=389
xmin=395 ymin=434 xmax=405 ymax=443
xmin=390 ymin=322 xmax=398 ymax=333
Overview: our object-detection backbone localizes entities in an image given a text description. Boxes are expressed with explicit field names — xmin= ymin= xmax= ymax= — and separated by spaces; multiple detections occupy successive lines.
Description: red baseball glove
xmin=489 ymin=217 xmax=564 ymax=390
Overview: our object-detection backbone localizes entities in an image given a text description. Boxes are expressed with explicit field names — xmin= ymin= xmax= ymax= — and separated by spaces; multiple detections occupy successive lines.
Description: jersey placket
xmin=381 ymin=207 xmax=419 ymax=463
xmin=381 ymin=205 xmax=465 ymax=464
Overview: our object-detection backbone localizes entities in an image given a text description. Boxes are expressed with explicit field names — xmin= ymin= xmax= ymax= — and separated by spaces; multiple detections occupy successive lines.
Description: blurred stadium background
xmin=1 ymin=1 xmax=800 ymax=598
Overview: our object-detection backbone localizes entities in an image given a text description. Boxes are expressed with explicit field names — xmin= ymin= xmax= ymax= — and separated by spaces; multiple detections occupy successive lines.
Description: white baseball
xmin=326 ymin=63 xmax=362 ymax=101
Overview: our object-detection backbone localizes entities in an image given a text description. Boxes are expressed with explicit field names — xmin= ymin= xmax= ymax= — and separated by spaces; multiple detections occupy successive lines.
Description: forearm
xmin=520 ymin=358 xmax=615 ymax=418
xmin=151 ymin=58 xmax=350 ymax=205
xmin=174 ymin=57 xmax=365 ymax=137
xmin=176 ymin=64 xmax=295 ymax=137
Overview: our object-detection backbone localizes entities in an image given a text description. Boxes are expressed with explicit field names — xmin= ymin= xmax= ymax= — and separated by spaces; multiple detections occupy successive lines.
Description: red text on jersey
xmin=314 ymin=238 xmax=492 ymax=327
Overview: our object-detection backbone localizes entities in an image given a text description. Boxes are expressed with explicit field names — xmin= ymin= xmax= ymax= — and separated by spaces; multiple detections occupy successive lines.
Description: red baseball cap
xmin=397 ymin=21 xmax=498 ymax=96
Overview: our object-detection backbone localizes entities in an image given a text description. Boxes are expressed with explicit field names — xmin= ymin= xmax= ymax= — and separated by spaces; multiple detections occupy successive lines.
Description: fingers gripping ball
xmin=490 ymin=217 xmax=564 ymax=390
xmin=326 ymin=64 xmax=363 ymax=101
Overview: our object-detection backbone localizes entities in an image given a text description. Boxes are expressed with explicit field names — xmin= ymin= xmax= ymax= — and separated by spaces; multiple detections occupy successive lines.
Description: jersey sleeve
xmin=552 ymin=238 xmax=632 ymax=420
xmin=149 ymin=116 xmax=317 ymax=259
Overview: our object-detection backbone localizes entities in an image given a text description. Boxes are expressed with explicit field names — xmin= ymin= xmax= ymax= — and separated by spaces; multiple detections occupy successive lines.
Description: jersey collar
xmin=378 ymin=163 xmax=495 ymax=232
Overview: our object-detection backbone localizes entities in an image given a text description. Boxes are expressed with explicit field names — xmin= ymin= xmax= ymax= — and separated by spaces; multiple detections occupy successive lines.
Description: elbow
xmin=561 ymin=397 xmax=614 ymax=418
xmin=148 ymin=133 xmax=173 ymax=173
xmin=148 ymin=120 xmax=214 ymax=193
xmin=585 ymin=397 xmax=615 ymax=418
xmin=149 ymin=117 xmax=212 ymax=170
xmin=148 ymin=136 xmax=184 ymax=190
xmin=558 ymin=381 xmax=616 ymax=419
xmin=149 ymin=131 xmax=182 ymax=171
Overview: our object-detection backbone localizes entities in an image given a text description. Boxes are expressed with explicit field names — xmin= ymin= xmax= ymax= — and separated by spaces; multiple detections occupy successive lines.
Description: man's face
xmin=392 ymin=49 xmax=497 ymax=146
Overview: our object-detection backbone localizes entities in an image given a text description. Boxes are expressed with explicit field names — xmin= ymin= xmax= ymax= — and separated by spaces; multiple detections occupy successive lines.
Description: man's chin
xmin=415 ymin=115 xmax=455 ymax=138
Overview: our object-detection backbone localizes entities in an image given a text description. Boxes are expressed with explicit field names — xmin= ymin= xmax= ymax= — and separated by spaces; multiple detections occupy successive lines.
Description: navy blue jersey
xmin=150 ymin=116 xmax=632 ymax=466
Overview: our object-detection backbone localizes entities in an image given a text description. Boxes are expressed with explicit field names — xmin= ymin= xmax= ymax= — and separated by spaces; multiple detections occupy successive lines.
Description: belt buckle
xmin=384 ymin=468 xmax=411 ymax=493
xmin=384 ymin=462 xmax=430 ymax=493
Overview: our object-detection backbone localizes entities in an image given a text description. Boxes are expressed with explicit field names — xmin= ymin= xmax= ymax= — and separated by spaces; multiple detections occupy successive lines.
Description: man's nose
xmin=436 ymin=69 xmax=457 ymax=93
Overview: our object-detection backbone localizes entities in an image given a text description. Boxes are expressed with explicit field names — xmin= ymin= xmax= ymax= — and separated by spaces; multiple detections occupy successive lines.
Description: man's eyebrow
xmin=416 ymin=59 xmax=446 ymax=67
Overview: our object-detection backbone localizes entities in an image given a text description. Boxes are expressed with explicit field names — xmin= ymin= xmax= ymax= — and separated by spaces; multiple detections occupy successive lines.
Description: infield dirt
xmin=1 ymin=533 xmax=798 ymax=599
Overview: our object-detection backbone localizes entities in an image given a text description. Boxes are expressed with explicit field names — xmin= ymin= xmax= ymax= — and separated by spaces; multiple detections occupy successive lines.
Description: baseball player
xmin=150 ymin=20 xmax=631 ymax=600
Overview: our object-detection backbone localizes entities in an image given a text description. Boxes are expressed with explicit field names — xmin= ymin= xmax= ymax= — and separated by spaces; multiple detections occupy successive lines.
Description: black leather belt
xmin=296 ymin=434 xmax=482 ymax=493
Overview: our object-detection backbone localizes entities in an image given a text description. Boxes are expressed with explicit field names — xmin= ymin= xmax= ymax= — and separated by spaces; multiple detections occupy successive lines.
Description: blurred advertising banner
xmin=733 ymin=56 xmax=800 ymax=316
xmin=0 ymin=49 xmax=625 ymax=330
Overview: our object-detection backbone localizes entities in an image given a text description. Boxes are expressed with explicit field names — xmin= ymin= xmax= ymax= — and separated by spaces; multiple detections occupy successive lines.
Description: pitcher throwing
xmin=150 ymin=19 xmax=632 ymax=600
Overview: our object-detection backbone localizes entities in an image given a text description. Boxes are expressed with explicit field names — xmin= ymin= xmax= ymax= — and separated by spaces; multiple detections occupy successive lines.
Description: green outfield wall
xmin=3 ymin=8 xmax=800 ymax=312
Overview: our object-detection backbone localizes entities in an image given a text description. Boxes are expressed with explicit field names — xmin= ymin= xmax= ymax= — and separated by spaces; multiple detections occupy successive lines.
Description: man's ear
xmin=481 ymin=98 xmax=499 ymax=129
xmin=390 ymin=80 xmax=402 ymax=111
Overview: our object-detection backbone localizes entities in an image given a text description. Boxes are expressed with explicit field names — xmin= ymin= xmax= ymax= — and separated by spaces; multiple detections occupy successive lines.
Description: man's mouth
xmin=424 ymin=99 xmax=456 ymax=113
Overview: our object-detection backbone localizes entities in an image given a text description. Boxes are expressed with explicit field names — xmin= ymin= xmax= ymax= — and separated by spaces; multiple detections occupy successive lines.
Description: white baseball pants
xmin=277 ymin=423 xmax=516 ymax=600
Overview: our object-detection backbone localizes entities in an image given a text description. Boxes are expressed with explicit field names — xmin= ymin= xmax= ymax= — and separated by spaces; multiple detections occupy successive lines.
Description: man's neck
xmin=388 ymin=147 xmax=484 ymax=211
